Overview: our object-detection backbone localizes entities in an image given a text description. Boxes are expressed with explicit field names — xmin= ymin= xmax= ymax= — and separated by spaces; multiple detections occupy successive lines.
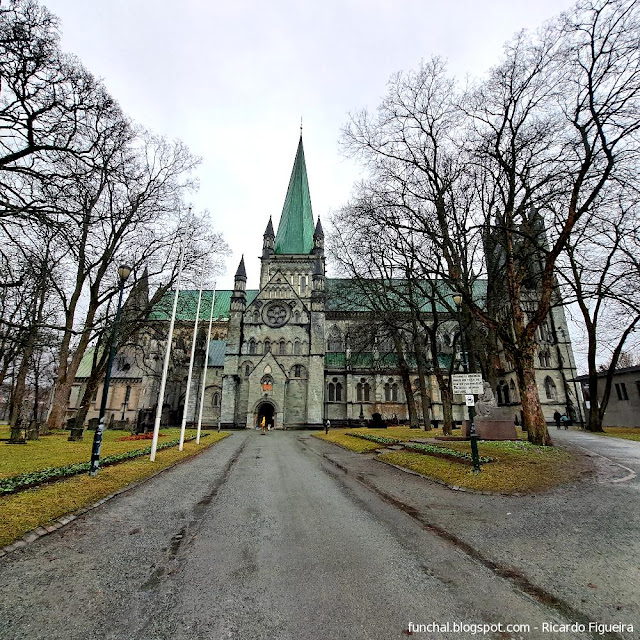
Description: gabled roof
xmin=274 ymin=136 xmax=315 ymax=254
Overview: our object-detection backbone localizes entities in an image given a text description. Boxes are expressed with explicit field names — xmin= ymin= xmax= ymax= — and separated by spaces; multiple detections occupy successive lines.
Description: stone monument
xmin=469 ymin=382 xmax=518 ymax=440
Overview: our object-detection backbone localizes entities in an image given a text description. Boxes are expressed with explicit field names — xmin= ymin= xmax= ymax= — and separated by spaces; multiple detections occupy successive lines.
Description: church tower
xmin=221 ymin=134 xmax=325 ymax=429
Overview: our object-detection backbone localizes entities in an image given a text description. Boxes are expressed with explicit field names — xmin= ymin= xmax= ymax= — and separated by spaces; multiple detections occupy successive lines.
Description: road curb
xmin=0 ymin=435 xmax=227 ymax=558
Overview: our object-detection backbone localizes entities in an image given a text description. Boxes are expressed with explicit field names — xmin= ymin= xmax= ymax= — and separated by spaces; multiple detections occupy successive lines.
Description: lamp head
xmin=453 ymin=293 xmax=463 ymax=307
xmin=118 ymin=264 xmax=132 ymax=281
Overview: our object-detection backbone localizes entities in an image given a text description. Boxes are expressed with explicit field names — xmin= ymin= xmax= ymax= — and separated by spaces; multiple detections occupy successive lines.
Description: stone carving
xmin=474 ymin=382 xmax=497 ymax=418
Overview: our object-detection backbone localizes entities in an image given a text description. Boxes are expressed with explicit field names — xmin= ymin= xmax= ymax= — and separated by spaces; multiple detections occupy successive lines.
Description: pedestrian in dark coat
xmin=554 ymin=410 xmax=562 ymax=429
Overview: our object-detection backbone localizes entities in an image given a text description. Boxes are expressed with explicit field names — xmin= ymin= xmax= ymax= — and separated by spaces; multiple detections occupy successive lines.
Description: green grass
xmin=0 ymin=426 xmax=206 ymax=478
xmin=596 ymin=427 xmax=640 ymax=442
xmin=380 ymin=442 xmax=580 ymax=493
xmin=315 ymin=427 xmax=582 ymax=493
xmin=0 ymin=432 xmax=230 ymax=547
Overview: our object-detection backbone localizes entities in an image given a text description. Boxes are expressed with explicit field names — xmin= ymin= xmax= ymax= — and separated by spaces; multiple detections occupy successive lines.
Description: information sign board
xmin=452 ymin=373 xmax=484 ymax=395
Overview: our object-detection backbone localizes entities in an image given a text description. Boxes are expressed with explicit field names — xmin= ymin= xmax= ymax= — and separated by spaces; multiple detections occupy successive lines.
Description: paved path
xmin=550 ymin=429 xmax=639 ymax=486
xmin=0 ymin=431 xmax=604 ymax=640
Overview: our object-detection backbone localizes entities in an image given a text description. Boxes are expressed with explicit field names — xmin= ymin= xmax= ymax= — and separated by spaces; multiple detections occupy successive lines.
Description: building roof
xmin=148 ymin=289 xmax=259 ymax=322
xmin=148 ymin=279 xmax=486 ymax=322
xmin=574 ymin=365 xmax=640 ymax=382
xmin=325 ymin=279 xmax=488 ymax=314
xmin=274 ymin=136 xmax=315 ymax=255
xmin=207 ymin=340 xmax=227 ymax=367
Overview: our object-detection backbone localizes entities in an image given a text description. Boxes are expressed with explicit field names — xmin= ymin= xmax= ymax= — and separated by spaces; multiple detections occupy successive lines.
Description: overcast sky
xmin=44 ymin=0 xmax=577 ymax=291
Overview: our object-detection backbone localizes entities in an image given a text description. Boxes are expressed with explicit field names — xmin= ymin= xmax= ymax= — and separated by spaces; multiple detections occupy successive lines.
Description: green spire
xmin=274 ymin=136 xmax=314 ymax=254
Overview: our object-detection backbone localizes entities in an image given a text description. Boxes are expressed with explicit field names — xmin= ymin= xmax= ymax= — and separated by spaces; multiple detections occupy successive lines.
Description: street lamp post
xmin=453 ymin=293 xmax=481 ymax=473
xmin=89 ymin=265 xmax=131 ymax=476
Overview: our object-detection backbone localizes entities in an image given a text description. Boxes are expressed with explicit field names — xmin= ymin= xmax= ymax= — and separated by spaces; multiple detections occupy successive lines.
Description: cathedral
xmin=67 ymin=136 xmax=582 ymax=431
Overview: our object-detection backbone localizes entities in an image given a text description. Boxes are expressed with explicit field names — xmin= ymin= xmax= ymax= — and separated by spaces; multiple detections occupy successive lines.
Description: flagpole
xmin=196 ymin=282 xmax=216 ymax=444
xmin=178 ymin=264 xmax=205 ymax=450
xmin=150 ymin=217 xmax=188 ymax=462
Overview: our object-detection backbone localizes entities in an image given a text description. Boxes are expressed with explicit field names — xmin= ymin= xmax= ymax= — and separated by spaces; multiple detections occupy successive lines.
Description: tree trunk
xmin=441 ymin=384 xmax=453 ymax=436
xmin=520 ymin=352 xmax=552 ymax=445
xmin=414 ymin=338 xmax=431 ymax=430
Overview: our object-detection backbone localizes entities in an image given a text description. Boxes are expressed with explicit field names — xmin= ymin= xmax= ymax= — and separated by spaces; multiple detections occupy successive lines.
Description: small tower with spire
xmin=313 ymin=217 xmax=324 ymax=256
xmin=262 ymin=217 xmax=275 ymax=259
xmin=230 ymin=255 xmax=247 ymax=312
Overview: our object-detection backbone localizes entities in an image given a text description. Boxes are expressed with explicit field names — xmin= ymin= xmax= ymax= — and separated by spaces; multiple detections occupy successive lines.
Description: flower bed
xmin=0 ymin=434 xmax=208 ymax=495
xmin=403 ymin=441 xmax=494 ymax=464
xmin=345 ymin=432 xmax=401 ymax=446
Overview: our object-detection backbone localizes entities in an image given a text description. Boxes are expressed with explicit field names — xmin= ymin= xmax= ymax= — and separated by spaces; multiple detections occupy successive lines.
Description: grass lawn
xmin=0 ymin=431 xmax=230 ymax=548
xmin=314 ymin=427 xmax=583 ymax=493
xmin=595 ymin=427 xmax=640 ymax=442
xmin=0 ymin=426 xmax=205 ymax=478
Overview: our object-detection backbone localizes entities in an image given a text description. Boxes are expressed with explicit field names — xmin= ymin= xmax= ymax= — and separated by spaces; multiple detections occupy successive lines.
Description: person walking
xmin=561 ymin=414 xmax=569 ymax=430
xmin=261 ymin=416 xmax=267 ymax=435
xmin=554 ymin=410 xmax=562 ymax=430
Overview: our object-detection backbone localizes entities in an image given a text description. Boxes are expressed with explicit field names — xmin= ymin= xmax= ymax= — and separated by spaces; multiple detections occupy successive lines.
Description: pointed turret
xmin=262 ymin=217 xmax=275 ymax=258
xmin=231 ymin=255 xmax=247 ymax=313
xmin=274 ymin=136 xmax=315 ymax=254
xmin=235 ymin=255 xmax=247 ymax=283
xmin=313 ymin=217 xmax=324 ymax=255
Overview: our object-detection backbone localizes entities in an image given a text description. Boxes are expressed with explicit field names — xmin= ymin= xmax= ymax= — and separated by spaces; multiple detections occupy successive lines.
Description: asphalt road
xmin=550 ymin=428 xmax=639 ymax=486
xmin=0 ymin=430 xmax=637 ymax=640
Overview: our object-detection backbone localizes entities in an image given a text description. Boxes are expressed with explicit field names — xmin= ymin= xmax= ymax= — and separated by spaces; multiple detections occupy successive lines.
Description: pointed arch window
xmin=328 ymin=382 xmax=335 ymax=402
xmin=356 ymin=383 xmax=363 ymax=401
xmin=212 ymin=392 xmax=220 ymax=408
xmin=327 ymin=327 xmax=343 ymax=352
xmin=264 ymin=339 xmax=271 ymax=354
xmin=335 ymin=382 xmax=343 ymax=401
xmin=279 ymin=339 xmax=286 ymax=355
xmin=384 ymin=383 xmax=391 ymax=402
xmin=245 ymin=363 xmax=252 ymax=377
xmin=248 ymin=339 xmax=256 ymax=355
xmin=391 ymin=383 xmax=398 ymax=402
xmin=261 ymin=374 xmax=273 ymax=392
xmin=294 ymin=339 xmax=301 ymax=355
xmin=544 ymin=376 xmax=557 ymax=400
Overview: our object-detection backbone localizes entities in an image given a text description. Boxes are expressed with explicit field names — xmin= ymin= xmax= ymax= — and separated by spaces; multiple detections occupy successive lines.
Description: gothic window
xmin=124 ymin=385 xmax=131 ymax=405
xmin=327 ymin=327 xmax=343 ymax=352
xmin=294 ymin=340 xmax=301 ymax=355
xmin=248 ymin=339 xmax=256 ymax=355
xmin=544 ymin=376 xmax=557 ymax=400
xmin=261 ymin=375 xmax=273 ymax=392
xmin=384 ymin=383 xmax=391 ymax=402
xmin=253 ymin=310 xmax=260 ymax=323
xmin=294 ymin=310 xmax=301 ymax=323
xmin=391 ymin=383 xmax=398 ymax=402
xmin=336 ymin=383 xmax=343 ymax=402
xmin=299 ymin=275 xmax=307 ymax=296
xmin=212 ymin=392 xmax=220 ymax=408
xmin=293 ymin=365 xmax=302 ymax=378
xmin=328 ymin=382 xmax=335 ymax=402
xmin=539 ymin=351 xmax=550 ymax=367
xmin=509 ymin=380 xmax=516 ymax=400
xmin=279 ymin=339 xmax=286 ymax=355
xmin=364 ymin=383 xmax=370 ymax=402
xmin=497 ymin=380 xmax=509 ymax=405
xmin=245 ymin=363 xmax=252 ymax=377
xmin=264 ymin=339 xmax=271 ymax=354
xmin=356 ymin=383 xmax=363 ymax=402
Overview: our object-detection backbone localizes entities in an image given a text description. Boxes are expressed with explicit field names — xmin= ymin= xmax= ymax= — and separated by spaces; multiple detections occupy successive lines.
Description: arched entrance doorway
xmin=256 ymin=401 xmax=275 ymax=429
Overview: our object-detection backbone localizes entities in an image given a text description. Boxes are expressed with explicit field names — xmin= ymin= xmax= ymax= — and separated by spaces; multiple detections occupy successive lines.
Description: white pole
xmin=150 ymin=221 xmax=188 ymax=462
xmin=178 ymin=264 xmax=205 ymax=450
xmin=196 ymin=282 xmax=216 ymax=444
